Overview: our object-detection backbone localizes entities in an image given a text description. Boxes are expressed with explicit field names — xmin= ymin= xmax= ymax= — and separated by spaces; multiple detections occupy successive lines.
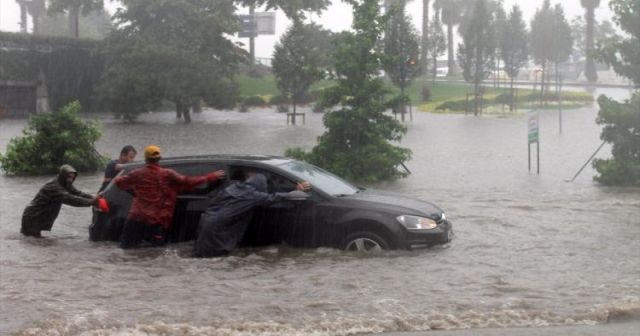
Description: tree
xmin=98 ymin=0 xmax=242 ymax=122
xmin=500 ymin=5 xmax=528 ymax=111
xmin=236 ymin=0 xmax=330 ymax=19
xmin=48 ymin=0 xmax=104 ymax=38
xmin=38 ymin=9 xmax=113 ymax=39
xmin=530 ymin=0 xmax=572 ymax=102
xmin=426 ymin=11 xmax=446 ymax=85
xmin=421 ymin=0 xmax=431 ymax=75
xmin=581 ymin=0 xmax=600 ymax=82
xmin=285 ymin=0 xmax=411 ymax=182
xmin=26 ymin=0 xmax=46 ymax=35
xmin=0 ymin=101 xmax=105 ymax=175
xmin=592 ymin=0 xmax=640 ymax=186
xmin=597 ymin=0 xmax=640 ymax=86
xmin=272 ymin=22 xmax=331 ymax=125
xmin=457 ymin=0 xmax=495 ymax=115
xmin=383 ymin=0 xmax=421 ymax=122
xmin=570 ymin=16 xmax=616 ymax=62
xmin=433 ymin=0 xmax=463 ymax=76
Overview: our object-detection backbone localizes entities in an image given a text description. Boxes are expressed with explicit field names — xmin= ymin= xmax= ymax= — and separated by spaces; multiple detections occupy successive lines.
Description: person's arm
xmin=68 ymin=183 xmax=94 ymax=199
xmin=173 ymin=170 xmax=226 ymax=191
xmin=46 ymin=184 xmax=97 ymax=207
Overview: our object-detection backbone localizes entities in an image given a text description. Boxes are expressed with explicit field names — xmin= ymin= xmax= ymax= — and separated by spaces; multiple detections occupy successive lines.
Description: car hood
xmin=340 ymin=189 xmax=444 ymax=219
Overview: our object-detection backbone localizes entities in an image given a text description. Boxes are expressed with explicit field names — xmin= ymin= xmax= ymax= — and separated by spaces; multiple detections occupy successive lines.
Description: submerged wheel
xmin=342 ymin=231 xmax=390 ymax=252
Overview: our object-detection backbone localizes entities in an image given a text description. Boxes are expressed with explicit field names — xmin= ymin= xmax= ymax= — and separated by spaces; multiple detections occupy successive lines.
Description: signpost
xmin=238 ymin=9 xmax=276 ymax=64
xmin=528 ymin=111 xmax=540 ymax=174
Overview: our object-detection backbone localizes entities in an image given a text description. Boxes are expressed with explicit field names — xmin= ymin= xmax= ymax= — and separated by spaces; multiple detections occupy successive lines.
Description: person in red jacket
xmin=113 ymin=145 xmax=225 ymax=249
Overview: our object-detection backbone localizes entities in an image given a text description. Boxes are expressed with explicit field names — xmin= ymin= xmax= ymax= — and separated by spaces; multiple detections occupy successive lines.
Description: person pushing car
xmin=113 ymin=145 xmax=225 ymax=248
xmin=21 ymin=164 xmax=101 ymax=238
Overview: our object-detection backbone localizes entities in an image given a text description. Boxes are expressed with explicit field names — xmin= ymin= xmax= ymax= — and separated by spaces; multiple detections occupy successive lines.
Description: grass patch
xmin=235 ymin=74 xmax=593 ymax=115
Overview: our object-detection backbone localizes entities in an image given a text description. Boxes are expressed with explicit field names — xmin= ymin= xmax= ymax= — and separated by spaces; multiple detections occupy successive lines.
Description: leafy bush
xmin=243 ymin=95 xmax=266 ymax=107
xmin=0 ymin=101 xmax=106 ymax=175
xmin=269 ymin=94 xmax=289 ymax=105
xmin=592 ymin=94 xmax=640 ymax=186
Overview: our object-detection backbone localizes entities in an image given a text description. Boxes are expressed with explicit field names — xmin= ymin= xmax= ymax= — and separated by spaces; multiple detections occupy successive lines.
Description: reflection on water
xmin=1 ymin=88 xmax=638 ymax=335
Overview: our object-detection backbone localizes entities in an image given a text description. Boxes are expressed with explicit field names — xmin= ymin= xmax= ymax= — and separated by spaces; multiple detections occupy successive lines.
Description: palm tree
xmin=433 ymin=0 xmax=462 ymax=76
xmin=27 ymin=0 xmax=46 ymax=35
xmin=581 ymin=0 xmax=600 ymax=82
xmin=421 ymin=0 xmax=430 ymax=75
xmin=16 ymin=0 xmax=28 ymax=32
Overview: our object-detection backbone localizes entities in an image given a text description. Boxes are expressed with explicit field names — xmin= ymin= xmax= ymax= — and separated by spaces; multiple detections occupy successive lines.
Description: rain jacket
xmin=193 ymin=174 xmax=294 ymax=257
xmin=114 ymin=163 xmax=220 ymax=229
xmin=21 ymin=165 xmax=95 ymax=236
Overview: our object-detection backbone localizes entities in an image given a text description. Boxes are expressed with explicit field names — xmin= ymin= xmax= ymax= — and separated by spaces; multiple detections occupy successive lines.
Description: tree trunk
xmin=292 ymin=97 xmax=297 ymax=125
xmin=69 ymin=5 xmax=80 ymax=38
xmin=176 ymin=102 xmax=184 ymax=119
xmin=584 ymin=6 xmax=598 ymax=82
xmin=421 ymin=0 xmax=430 ymax=75
xmin=19 ymin=1 xmax=28 ymax=33
xmin=510 ymin=74 xmax=515 ymax=112
xmin=183 ymin=105 xmax=191 ymax=123
xmin=446 ymin=23 xmax=455 ymax=76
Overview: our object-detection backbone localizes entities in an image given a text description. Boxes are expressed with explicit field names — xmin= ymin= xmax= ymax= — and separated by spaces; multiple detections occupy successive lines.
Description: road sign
xmin=528 ymin=112 xmax=539 ymax=143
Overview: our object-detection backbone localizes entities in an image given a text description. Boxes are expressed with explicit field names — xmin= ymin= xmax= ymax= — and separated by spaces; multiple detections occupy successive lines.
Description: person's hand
xmin=208 ymin=170 xmax=226 ymax=181
xmin=91 ymin=194 xmax=102 ymax=206
xmin=296 ymin=181 xmax=311 ymax=191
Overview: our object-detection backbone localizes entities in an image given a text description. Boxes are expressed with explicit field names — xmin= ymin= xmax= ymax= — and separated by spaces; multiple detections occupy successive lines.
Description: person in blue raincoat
xmin=193 ymin=170 xmax=310 ymax=258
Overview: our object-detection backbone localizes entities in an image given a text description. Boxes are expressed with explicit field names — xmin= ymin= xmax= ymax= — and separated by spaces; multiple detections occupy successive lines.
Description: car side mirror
xmin=284 ymin=190 xmax=310 ymax=201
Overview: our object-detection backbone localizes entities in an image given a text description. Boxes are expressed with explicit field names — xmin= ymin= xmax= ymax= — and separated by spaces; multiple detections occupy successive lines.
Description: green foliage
xmin=530 ymin=0 xmax=573 ymax=67
xmin=500 ymin=5 xmax=529 ymax=81
xmin=0 ymin=101 xmax=106 ymax=175
xmin=596 ymin=0 xmax=640 ymax=86
xmin=593 ymin=94 xmax=640 ymax=186
xmin=98 ymin=0 xmax=241 ymax=122
xmin=269 ymin=94 xmax=288 ymax=105
xmin=383 ymin=2 xmax=421 ymax=93
xmin=591 ymin=0 xmax=640 ymax=187
xmin=0 ymin=31 xmax=104 ymax=112
xmin=243 ymin=95 xmax=266 ymax=106
xmin=286 ymin=0 xmax=411 ymax=183
xmin=236 ymin=0 xmax=330 ymax=19
xmin=272 ymin=22 xmax=331 ymax=118
xmin=457 ymin=0 xmax=495 ymax=114
xmin=426 ymin=11 xmax=446 ymax=82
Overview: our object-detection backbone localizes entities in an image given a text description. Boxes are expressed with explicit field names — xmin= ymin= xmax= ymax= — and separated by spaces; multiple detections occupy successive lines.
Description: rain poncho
xmin=114 ymin=163 xmax=220 ymax=229
xmin=21 ymin=164 xmax=95 ymax=236
xmin=193 ymin=174 xmax=293 ymax=257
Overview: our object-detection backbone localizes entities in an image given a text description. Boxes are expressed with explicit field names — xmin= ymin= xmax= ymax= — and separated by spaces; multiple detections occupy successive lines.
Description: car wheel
xmin=343 ymin=231 xmax=390 ymax=252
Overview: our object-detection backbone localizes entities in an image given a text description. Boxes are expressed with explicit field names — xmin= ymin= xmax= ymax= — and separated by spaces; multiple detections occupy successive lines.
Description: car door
xmin=166 ymin=162 xmax=226 ymax=242
xmin=254 ymin=170 xmax=323 ymax=247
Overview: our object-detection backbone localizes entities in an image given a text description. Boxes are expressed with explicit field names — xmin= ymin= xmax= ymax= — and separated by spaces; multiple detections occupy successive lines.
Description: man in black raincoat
xmin=21 ymin=164 xmax=100 ymax=237
xmin=193 ymin=171 xmax=310 ymax=257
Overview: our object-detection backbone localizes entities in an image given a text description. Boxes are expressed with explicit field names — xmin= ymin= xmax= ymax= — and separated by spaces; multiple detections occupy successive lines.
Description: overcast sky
xmin=0 ymin=0 xmax=615 ymax=59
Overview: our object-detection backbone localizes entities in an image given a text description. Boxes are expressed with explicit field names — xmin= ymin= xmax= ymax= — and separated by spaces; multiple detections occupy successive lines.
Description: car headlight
xmin=396 ymin=215 xmax=438 ymax=231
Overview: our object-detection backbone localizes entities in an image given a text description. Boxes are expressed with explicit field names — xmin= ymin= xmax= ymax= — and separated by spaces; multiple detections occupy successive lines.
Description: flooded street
xmin=1 ymin=88 xmax=638 ymax=335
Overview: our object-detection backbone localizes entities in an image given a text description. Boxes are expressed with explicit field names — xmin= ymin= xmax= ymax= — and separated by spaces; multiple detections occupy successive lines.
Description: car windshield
xmin=277 ymin=161 xmax=359 ymax=196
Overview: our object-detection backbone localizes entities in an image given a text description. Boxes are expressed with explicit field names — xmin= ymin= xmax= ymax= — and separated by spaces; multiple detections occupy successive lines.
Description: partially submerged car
xmin=90 ymin=155 xmax=451 ymax=251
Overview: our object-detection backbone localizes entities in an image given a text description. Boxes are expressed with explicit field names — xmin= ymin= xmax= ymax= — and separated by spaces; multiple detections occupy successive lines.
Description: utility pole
xmin=249 ymin=5 xmax=255 ymax=65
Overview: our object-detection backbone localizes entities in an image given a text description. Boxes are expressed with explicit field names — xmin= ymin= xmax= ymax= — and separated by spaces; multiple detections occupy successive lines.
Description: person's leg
xmin=147 ymin=225 xmax=167 ymax=247
xmin=21 ymin=216 xmax=42 ymax=238
xmin=120 ymin=219 xmax=144 ymax=249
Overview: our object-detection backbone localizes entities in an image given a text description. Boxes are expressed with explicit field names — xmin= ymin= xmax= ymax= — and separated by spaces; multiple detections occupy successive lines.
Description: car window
xmin=166 ymin=163 xmax=226 ymax=195
xmin=276 ymin=161 xmax=359 ymax=196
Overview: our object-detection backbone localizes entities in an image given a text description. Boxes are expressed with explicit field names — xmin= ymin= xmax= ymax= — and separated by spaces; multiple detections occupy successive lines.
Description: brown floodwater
xmin=0 ymin=88 xmax=638 ymax=335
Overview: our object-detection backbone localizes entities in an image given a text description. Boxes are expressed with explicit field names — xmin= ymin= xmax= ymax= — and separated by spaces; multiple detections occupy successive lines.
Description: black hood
xmin=57 ymin=164 xmax=77 ymax=188
xmin=342 ymin=189 xmax=444 ymax=219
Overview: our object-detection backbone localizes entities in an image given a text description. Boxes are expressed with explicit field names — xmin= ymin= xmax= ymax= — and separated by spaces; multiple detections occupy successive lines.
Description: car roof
xmin=122 ymin=154 xmax=293 ymax=169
